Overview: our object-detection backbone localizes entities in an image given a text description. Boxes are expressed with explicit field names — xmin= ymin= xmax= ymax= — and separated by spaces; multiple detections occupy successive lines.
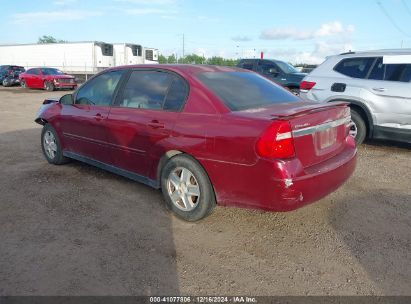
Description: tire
xmin=21 ymin=79 xmax=26 ymax=89
xmin=41 ymin=124 xmax=69 ymax=165
xmin=2 ymin=78 xmax=10 ymax=87
xmin=350 ymin=109 xmax=367 ymax=145
xmin=44 ymin=81 xmax=55 ymax=91
xmin=161 ymin=154 xmax=216 ymax=221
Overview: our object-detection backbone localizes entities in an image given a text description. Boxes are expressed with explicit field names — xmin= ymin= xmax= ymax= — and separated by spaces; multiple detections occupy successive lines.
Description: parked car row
xmin=236 ymin=49 xmax=411 ymax=145
xmin=0 ymin=65 xmax=77 ymax=91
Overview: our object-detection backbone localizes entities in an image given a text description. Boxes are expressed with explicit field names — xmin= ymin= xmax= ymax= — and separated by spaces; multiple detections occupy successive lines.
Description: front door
xmin=59 ymin=70 xmax=125 ymax=163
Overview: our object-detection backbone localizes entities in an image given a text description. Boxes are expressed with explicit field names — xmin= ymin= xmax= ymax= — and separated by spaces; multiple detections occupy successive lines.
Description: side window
xmin=334 ymin=57 xmax=375 ymax=79
xmin=368 ymin=59 xmax=411 ymax=82
xmin=239 ymin=61 xmax=254 ymax=70
xmin=368 ymin=58 xmax=384 ymax=80
xmin=399 ymin=64 xmax=411 ymax=82
xmin=75 ymin=70 xmax=124 ymax=106
xmin=163 ymin=76 xmax=189 ymax=111
xmin=118 ymin=71 xmax=172 ymax=110
xmin=385 ymin=64 xmax=409 ymax=82
xmin=31 ymin=69 xmax=40 ymax=75
xmin=258 ymin=61 xmax=279 ymax=75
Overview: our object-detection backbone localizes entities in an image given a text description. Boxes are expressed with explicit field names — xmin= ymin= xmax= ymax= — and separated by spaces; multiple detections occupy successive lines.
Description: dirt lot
xmin=0 ymin=86 xmax=410 ymax=296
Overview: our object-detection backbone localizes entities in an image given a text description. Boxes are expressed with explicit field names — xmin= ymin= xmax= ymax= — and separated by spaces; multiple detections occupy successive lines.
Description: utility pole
xmin=182 ymin=34 xmax=185 ymax=60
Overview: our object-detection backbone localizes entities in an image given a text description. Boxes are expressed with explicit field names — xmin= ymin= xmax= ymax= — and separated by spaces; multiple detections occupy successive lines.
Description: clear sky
xmin=1 ymin=0 xmax=411 ymax=63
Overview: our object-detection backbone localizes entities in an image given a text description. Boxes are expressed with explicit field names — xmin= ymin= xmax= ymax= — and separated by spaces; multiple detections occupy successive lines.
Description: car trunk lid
xmin=236 ymin=101 xmax=351 ymax=167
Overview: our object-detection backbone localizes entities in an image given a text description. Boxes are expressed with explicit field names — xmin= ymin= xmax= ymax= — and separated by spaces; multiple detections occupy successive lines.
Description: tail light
xmin=256 ymin=121 xmax=295 ymax=159
xmin=300 ymin=81 xmax=316 ymax=91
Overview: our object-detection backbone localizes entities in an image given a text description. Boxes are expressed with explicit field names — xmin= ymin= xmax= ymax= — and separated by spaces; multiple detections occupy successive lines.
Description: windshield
xmin=197 ymin=72 xmax=299 ymax=111
xmin=274 ymin=61 xmax=299 ymax=74
xmin=41 ymin=68 xmax=64 ymax=75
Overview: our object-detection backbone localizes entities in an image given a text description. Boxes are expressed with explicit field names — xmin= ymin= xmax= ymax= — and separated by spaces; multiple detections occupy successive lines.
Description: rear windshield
xmin=196 ymin=72 xmax=299 ymax=111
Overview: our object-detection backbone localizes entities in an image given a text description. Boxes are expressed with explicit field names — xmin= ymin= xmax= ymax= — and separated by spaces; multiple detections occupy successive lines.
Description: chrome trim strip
xmin=276 ymin=132 xmax=292 ymax=140
xmin=292 ymin=116 xmax=351 ymax=137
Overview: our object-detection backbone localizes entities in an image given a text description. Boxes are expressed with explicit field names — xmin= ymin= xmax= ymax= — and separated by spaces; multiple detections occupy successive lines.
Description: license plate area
xmin=318 ymin=127 xmax=337 ymax=149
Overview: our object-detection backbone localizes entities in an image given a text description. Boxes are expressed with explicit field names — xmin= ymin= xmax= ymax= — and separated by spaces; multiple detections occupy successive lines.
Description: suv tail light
xmin=256 ymin=121 xmax=295 ymax=159
xmin=300 ymin=81 xmax=316 ymax=91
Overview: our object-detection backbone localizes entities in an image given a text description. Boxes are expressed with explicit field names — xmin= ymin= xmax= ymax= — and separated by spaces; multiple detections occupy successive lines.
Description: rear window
xmin=196 ymin=72 xmax=299 ymax=111
xmin=334 ymin=57 xmax=375 ymax=79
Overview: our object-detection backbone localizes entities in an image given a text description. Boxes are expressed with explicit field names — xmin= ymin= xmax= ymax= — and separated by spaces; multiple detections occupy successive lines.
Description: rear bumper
xmin=201 ymin=137 xmax=357 ymax=212
xmin=266 ymin=144 xmax=357 ymax=211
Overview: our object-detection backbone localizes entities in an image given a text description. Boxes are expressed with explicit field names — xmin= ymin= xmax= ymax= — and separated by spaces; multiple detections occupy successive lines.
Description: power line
xmin=376 ymin=0 xmax=411 ymax=37
xmin=401 ymin=0 xmax=411 ymax=16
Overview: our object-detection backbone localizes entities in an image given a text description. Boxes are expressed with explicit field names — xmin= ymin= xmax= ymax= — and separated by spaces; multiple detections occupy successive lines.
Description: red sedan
xmin=35 ymin=65 xmax=356 ymax=221
xmin=20 ymin=67 xmax=77 ymax=91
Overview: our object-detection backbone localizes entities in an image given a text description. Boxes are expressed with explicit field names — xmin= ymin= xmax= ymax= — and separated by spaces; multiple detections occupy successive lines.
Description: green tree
xmin=158 ymin=54 xmax=168 ymax=64
xmin=180 ymin=54 xmax=206 ymax=64
xmin=206 ymin=56 xmax=226 ymax=66
xmin=37 ymin=35 xmax=66 ymax=44
xmin=167 ymin=54 xmax=177 ymax=64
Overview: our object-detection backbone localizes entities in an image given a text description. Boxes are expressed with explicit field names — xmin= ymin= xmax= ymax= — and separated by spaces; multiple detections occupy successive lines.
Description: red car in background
xmin=20 ymin=67 xmax=77 ymax=91
xmin=35 ymin=65 xmax=356 ymax=221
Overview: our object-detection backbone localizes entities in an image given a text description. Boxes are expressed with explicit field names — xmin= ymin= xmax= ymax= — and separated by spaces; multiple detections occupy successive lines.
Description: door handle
xmin=94 ymin=113 xmax=104 ymax=121
xmin=372 ymin=87 xmax=387 ymax=92
xmin=148 ymin=120 xmax=165 ymax=129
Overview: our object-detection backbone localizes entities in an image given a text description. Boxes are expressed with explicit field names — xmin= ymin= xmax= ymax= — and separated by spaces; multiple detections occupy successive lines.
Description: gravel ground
xmin=0 ymin=86 xmax=410 ymax=296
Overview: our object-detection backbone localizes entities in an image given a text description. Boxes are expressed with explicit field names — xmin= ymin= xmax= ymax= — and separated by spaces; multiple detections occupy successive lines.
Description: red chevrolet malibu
xmin=35 ymin=65 xmax=356 ymax=221
xmin=20 ymin=67 xmax=77 ymax=91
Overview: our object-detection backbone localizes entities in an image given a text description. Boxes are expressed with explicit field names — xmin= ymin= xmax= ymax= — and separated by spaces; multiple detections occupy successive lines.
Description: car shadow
xmin=328 ymin=190 xmax=411 ymax=295
xmin=0 ymin=128 xmax=180 ymax=295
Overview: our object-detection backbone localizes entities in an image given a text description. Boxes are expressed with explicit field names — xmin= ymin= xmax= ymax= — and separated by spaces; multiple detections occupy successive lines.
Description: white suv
xmin=300 ymin=50 xmax=411 ymax=145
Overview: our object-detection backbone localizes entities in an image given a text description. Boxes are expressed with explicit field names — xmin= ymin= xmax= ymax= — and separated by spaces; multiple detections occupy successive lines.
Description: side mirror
xmin=59 ymin=94 xmax=74 ymax=105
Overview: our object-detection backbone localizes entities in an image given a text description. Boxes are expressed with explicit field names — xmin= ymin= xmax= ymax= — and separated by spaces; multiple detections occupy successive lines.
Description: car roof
xmin=332 ymin=48 xmax=411 ymax=59
xmin=109 ymin=64 xmax=246 ymax=75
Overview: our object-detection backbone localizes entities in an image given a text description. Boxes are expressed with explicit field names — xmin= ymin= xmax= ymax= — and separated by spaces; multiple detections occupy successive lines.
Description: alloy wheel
xmin=43 ymin=130 xmax=57 ymax=159
xmin=349 ymin=120 xmax=357 ymax=138
xmin=166 ymin=167 xmax=200 ymax=211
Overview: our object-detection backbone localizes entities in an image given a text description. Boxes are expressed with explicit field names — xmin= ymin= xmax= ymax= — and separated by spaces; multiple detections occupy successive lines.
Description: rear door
xmin=365 ymin=57 xmax=411 ymax=129
xmin=32 ymin=69 xmax=44 ymax=88
xmin=24 ymin=69 xmax=39 ymax=87
xmin=106 ymin=69 xmax=189 ymax=177
xmin=59 ymin=69 xmax=125 ymax=163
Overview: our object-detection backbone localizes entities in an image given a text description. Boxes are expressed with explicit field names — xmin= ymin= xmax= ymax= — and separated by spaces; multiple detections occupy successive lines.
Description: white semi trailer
xmin=0 ymin=41 xmax=114 ymax=75
xmin=113 ymin=43 xmax=144 ymax=66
